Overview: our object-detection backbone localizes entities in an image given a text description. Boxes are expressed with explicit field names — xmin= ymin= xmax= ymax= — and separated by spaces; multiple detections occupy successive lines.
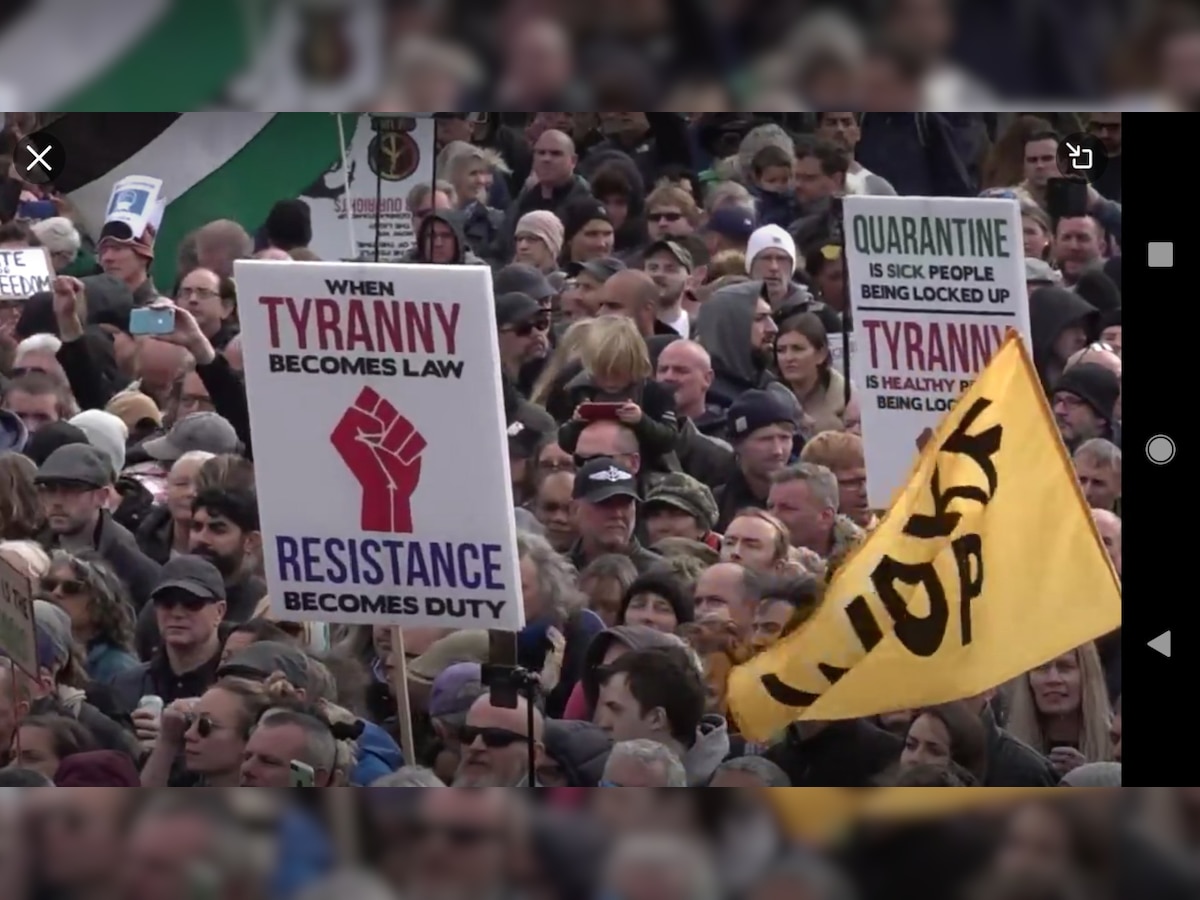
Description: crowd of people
xmin=0 ymin=109 xmax=1123 ymax=798
xmin=5 ymin=787 xmax=1199 ymax=900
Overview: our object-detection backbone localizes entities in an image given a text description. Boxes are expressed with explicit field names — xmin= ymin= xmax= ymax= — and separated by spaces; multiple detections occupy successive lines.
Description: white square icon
xmin=1148 ymin=242 xmax=1174 ymax=268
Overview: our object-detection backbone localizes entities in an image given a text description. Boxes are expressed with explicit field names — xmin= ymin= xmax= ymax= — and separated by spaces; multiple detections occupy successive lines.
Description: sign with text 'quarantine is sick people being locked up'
xmin=845 ymin=195 xmax=1032 ymax=509
xmin=234 ymin=260 xmax=524 ymax=631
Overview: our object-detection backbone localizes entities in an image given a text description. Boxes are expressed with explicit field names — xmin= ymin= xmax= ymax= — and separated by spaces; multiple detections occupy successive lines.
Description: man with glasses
xmin=495 ymin=291 xmax=550 ymax=382
xmin=644 ymin=184 xmax=700 ymax=242
xmin=111 ymin=555 xmax=227 ymax=746
xmin=452 ymin=691 xmax=544 ymax=786
xmin=175 ymin=266 xmax=237 ymax=351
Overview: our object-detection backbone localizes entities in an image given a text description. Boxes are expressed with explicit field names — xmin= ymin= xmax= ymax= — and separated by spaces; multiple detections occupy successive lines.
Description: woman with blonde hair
xmin=433 ymin=140 xmax=507 ymax=263
xmin=1004 ymin=642 xmax=1113 ymax=780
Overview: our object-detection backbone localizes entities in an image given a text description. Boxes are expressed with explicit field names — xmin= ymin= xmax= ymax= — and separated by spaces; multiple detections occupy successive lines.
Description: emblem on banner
xmin=368 ymin=117 xmax=420 ymax=182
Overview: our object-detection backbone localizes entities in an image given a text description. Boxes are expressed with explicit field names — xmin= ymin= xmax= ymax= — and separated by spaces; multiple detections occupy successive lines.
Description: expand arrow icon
xmin=1149 ymin=631 xmax=1171 ymax=657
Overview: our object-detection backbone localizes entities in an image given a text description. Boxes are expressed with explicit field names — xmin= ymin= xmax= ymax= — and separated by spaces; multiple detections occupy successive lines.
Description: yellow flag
xmin=768 ymin=788 xmax=1059 ymax=844
xmin=728 ymin=333 xmax=1121 ymax=742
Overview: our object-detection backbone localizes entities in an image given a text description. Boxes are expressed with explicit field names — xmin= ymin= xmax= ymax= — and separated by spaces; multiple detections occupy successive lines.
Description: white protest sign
xmin=844 ymin=195 xmax=1031 ymax=508
xmin=0 ymin=247 xmax=51 ymax=299
xmin=104 ymin=174 xmax=165 ymax=238
xmin=0 ymin=556 xmax=36 ymax=678
xmin=234 ymin=259 xmax=524 ymax=631
xmin=300 ymin=115 xmax=435 ymax=263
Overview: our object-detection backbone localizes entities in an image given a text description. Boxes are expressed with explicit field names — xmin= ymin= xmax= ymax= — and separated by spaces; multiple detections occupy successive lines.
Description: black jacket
xmin=194 ymin=351 xmax=253 ymax=459
xmin=40 ymin=511 xmax=161 ymax=610
xmin=676 ymin=419 xmax=735 ymax=489
xmin=109 ymin=647 xmax=224 ymax=714
xmin=135 ymin=503 xmax=174 ymax=565
xmin=980 ymin=706 xmax=1059 ymax=787
xmin=765 ymin=719 xmax=902 ymax=787
xmin=713 ymin=469 xmax=769 ymax=533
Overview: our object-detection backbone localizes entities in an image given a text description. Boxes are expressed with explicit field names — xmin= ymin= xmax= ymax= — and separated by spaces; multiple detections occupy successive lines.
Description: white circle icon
xmin=1146 ymin=435 xmax=1176 ymax=465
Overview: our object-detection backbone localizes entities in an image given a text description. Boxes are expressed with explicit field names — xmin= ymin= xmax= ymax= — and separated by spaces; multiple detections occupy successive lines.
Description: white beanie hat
xmin=69 ymin=410 xmax=129 ymax=478
xmin=745 ymin=224 xmax=797 ymax=274
xmin=31 ymin=216 xmax=81 ymax=256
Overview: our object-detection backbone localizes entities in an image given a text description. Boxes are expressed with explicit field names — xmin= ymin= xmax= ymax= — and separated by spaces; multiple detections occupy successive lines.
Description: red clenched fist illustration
xmin=331 ymin=387 xmax=427 ymax=533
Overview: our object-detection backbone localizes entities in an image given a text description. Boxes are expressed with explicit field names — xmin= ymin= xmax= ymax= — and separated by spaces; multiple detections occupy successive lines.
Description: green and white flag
xmin=46 ymin=112 xmax=434 ymax=291
xmin=1 ymin=0 xmax=382 ymax=112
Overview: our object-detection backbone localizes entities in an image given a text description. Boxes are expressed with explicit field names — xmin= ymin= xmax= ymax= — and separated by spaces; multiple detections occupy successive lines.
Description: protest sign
xmin=0 ymin=247 xmax=51 ymax=300
xmin=727 ymin=333 xmax=1121 ymax=742
xmin=105 ymin=174 xmax=166 ymax=238
xmin=844 ymin=195 xmax=1031 ymax=508
xmin=301 ymin=115 xmax=435 ymax=263
xmin=234 ymin=259 xmax=524 ymax=631
xmin=0 ymin=556 xmax=36 ymax=678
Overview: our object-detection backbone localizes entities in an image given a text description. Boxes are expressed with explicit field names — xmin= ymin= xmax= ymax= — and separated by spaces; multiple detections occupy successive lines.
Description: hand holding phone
xmin=129 ymin=306 xmax=176 ymax=336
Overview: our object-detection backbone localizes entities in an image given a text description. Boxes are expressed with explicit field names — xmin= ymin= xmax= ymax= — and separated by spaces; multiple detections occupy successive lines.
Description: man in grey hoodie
xmin=593 ymin=645 xmax=734 ymax=786
xmin=693 ymin=280 xmax=799 ymax=418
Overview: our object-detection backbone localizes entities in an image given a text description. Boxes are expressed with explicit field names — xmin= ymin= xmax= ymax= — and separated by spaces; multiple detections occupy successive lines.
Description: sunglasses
xmin=649 ymin=211 xmax=683 ymax=222
xmin=185 ymin=713 xmax=220 ymax=738
xmin=507 ymin=317 xmax=550 ymax=337
xmin=403 ymin=819 xmax=498 ymax=847
xmin=42 ymin=577 xmax=85 ymax=595
xmin=10 ymin=366 xmax=48 ymax=378
xmin=459 ymin=725 xmax=526 ymax=749
xmin=153 ymin=594 xmax=210 ymax=612
xmin=820 ymin=244 xmax=843 ymax=261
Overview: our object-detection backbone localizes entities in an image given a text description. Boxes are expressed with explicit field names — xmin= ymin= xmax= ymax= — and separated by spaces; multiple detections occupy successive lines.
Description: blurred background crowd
xmin=2 ymin=788 xmax=1200 ymax=900
xmin=1 ymin=0 xmax=1199 ymax=112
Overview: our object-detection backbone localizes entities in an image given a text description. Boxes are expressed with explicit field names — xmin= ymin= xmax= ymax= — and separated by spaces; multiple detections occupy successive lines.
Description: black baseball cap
xmin=150 ymin=555 xmax=226 ymax=603
xmin=573 ymin=457 xmax=640 ymax=504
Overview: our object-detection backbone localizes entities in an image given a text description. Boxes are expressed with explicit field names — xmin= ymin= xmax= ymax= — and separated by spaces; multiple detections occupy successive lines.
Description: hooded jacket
xmin=405 ymin=211 xmax=486 ymax=265
xmin=564 ymin=625 xmax=684 ymax=721
xmin=350 ymin=720 xmax=404 ymax=785
xmin=693 ymin=281 xmax=799 ymax=412
xmin=1029 ymin=286 xmax=1098 ymax=393
xmin=582 ymin=149 xmax=648 ymax=254
xmin=457 ymin=200 xmax=506 ymax=265
xmin=542 ymin=719 xmax=613 ymax=787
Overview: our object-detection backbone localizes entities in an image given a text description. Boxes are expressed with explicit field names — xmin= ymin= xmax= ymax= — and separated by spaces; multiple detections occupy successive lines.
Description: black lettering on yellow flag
xmin=728 ymin=332 xmax=1122 ymax=742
